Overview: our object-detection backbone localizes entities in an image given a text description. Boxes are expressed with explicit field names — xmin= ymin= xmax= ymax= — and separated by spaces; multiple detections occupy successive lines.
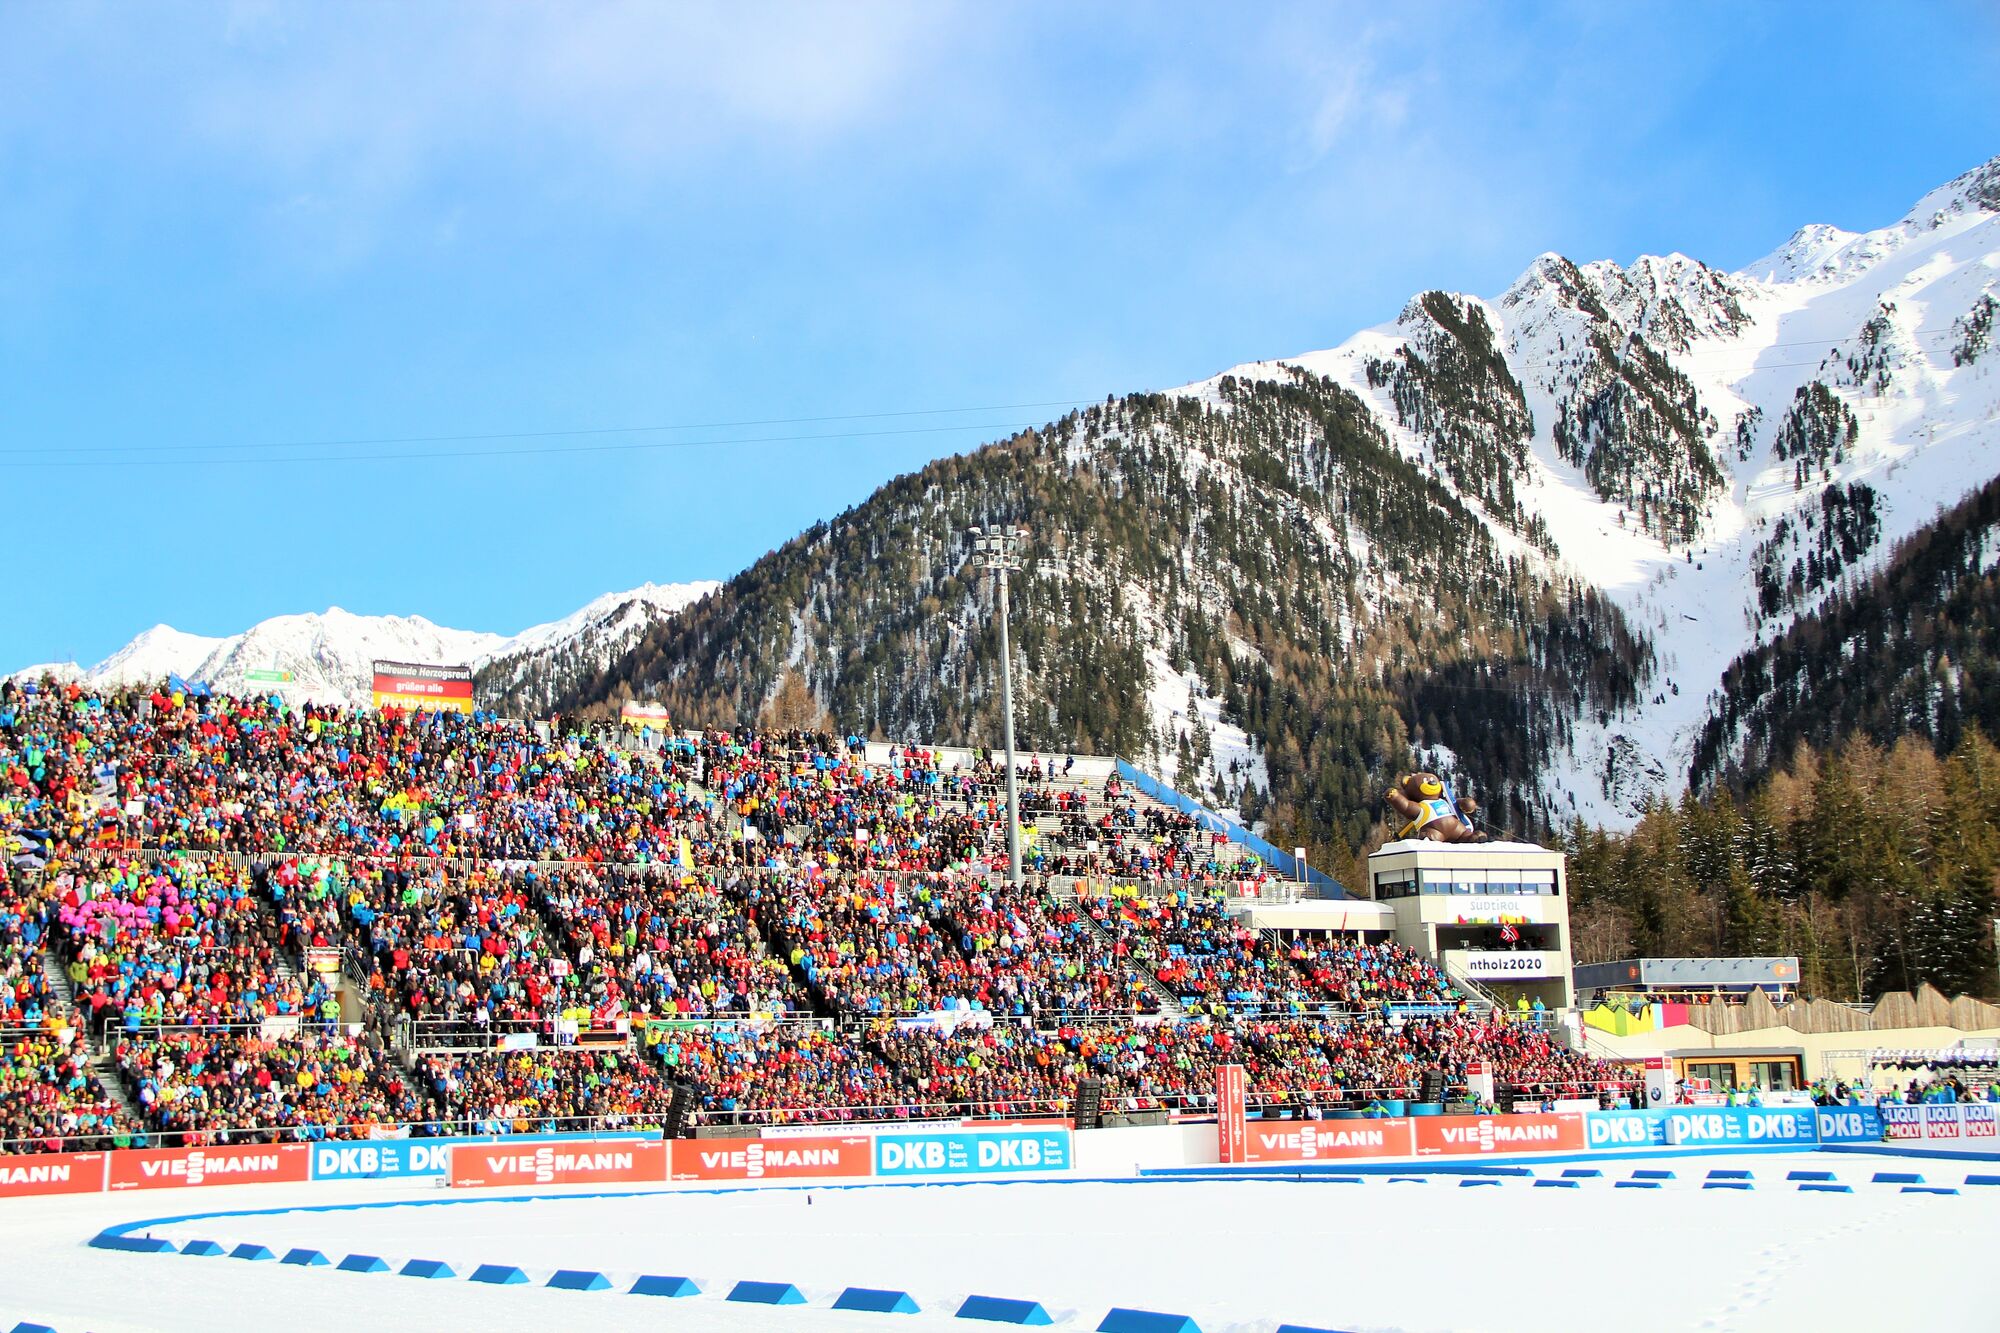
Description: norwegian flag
xmin=1498 ymin=922 xmax=1521 ymax=944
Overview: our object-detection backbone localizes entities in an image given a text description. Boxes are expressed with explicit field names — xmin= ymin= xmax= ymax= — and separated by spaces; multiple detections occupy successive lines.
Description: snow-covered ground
xmin=3 ymin=1151 xmax=1993 ymax=1333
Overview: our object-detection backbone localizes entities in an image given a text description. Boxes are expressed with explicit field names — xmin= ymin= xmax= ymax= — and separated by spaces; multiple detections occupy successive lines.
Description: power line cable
xmin=0 ymin=397 xmax=1097 ymax=458
xmin=0 ymin=419 xmax=1056 ymax=471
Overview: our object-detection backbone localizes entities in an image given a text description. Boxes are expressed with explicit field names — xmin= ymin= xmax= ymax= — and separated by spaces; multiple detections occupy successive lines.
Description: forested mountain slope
xmin=566 ymin=373 xmax=1647 ymax=853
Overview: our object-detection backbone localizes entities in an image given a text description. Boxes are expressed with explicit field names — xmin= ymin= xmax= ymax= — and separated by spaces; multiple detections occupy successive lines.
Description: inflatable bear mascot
xmin=1385 ymin=772 xmax=1487 ymax=844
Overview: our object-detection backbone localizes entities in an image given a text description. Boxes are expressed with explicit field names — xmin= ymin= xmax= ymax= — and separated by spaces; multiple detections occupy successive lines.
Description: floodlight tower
xmin=972 ymin=524 xmax=1028 ymax=886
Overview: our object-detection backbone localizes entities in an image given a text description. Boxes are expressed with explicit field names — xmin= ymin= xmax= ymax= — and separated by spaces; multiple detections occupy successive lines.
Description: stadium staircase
xmin=1048 ymin=878 xmax=1187 ymax=1020
xmin=40 ymin=948 xmax=77 ymax=1014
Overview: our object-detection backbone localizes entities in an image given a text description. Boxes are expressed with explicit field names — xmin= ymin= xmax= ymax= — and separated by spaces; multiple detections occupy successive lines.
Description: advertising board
xmin=670 ymin=1135 xmax=873 ymax=1182
xmin=311 ymin=1132 xmax=652 ymax=1181
xmin=107 ymin=1143 xmax=310 ymax=1191
xmin=872 ymin=1128 xmax=1071 ymax=1178
xmin=1413 ymin=1112 xmax=1585 ymax=1157
xmin=1242 ymin=1119 xmax=1413 ymax=1163
xmin=1812 ymin=1106 xmax=1884 ymax=1145
xmin=0 ymin=1151 xmax=107 ymax=1198
xmin=370 ymin=660 xmax=475 ymax=715
xmin=1661 ymin=1107 xmax=1816 ymax=1147
xmin=449 ymin=1141 xmax=668 ymax=1189
xmin=1217 ymin=1064 xmax=1247 ymax=1165
xmin=1879 ymin=1103 xmax=1996 ymax=1142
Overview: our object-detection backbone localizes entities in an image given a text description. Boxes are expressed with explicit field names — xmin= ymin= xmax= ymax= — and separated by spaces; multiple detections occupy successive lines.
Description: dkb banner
xmin=872 ymin=1127 xmax=1071 ymax=1178
xmin=1661 ymin=1107 xmax=1816 ymax=1147
xmin=311 ymin=1131 xmax=652 ymax=1181
xmin=1814 ymin=1106 xmax=1884 ymax=1144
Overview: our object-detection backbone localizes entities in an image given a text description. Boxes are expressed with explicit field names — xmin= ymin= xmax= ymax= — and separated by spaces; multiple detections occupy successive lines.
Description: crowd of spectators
xmin=46 ymin=854 xmax=318 ymax=1033
xmin=0 ymin=676 xmax=1634 ymax=1148
xmin=0 ymin=1024 xmax=122 ymax=1153
xmin=651 ymin=1022 xmax=921 ymax=1125
xmin=417 ymin=1049 xmax=676 ymax=1135
xmin=115 ymin=1029 xmax=426 ymax=1145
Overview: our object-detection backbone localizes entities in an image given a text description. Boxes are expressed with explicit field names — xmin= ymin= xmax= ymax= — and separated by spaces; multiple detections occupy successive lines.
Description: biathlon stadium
xmin=3 ymin=679 xmax=1998 ymax=1332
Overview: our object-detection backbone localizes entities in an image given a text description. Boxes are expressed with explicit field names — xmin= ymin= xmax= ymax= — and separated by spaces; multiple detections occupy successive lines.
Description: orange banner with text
xmin=449 ymin=1141 xmax=668 ymax=1189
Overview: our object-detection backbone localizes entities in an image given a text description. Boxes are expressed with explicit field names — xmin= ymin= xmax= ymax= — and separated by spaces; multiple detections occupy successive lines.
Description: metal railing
xmin=0 ymin=1109 xmax=672 ymax=1156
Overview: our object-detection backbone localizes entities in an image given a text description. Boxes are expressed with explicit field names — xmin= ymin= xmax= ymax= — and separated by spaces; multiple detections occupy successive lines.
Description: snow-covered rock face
xmin=9 ymin=581 xmax=720 ymax=710
xmin=1201 ymin=153 xmax=2000 ymax=826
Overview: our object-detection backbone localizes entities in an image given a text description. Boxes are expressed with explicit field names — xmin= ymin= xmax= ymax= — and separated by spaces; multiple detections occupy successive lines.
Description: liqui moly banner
xmin=107 ymin=1143 xmax=310 ymax=1191
xmin=0 ymin=1151 xmax=108 ymax=1198
xmin=1885 ymin=1103 xmax=1998 ymax=1142
xmin=1414 ymin=1112 xmax=1587 ymax=1157
xmin=1882 ymin=1105 xmax=1927 ymax=1140
xmin=670 ymin=1135 xmax=872 ymax=1183
xmin=449 ymin=1141 xmax=668 ymax=1189
xmin=1217 ymin=1064 xmax=1248 ymax=1165
xmin=1243 ymin=1119 xmax=1414 ymax=1164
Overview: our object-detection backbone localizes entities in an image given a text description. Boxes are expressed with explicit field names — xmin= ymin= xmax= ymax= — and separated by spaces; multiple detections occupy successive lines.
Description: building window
xmin=1750 ymin=1060 xmax=1798 ymax=1091
xmin=1686 ymin=1061 xmax=1736 ymax=1091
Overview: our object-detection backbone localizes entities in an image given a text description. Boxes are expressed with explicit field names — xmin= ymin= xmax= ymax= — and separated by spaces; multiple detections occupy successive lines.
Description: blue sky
xmin=2 ymin=2 xmax=1995 ymax=668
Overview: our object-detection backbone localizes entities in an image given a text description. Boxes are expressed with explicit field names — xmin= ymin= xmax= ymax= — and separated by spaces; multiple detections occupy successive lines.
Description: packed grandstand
xmin=0 ymin=676 xmax=1623 ymax=1154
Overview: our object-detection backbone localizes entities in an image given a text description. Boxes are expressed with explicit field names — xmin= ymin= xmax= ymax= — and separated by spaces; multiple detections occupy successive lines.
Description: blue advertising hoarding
xmin=1588 ymin=1106 xmax=1839 ymax=1150
xmin=311 ymin=1131 xmax=651 ymax=1181
xmin=1586 ymin=1109 xmax=1670 ymax=1149
xmin=872 ymin=1128 xmax=1072 ymax=1178
xmin=1663 ymin=1107 xmax=1817 ymax=1146
xmin=1813 ymin=1106 xmax=1884 ymax=1144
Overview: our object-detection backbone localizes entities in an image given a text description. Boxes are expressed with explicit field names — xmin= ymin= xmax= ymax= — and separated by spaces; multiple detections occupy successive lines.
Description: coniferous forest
xmin=1564 ymin=728 xmax=2000 ymax=1001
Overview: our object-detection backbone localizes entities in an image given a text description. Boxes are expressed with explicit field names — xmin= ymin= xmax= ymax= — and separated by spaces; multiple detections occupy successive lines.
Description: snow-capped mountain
xmin=1198 ymin=154 xmax=2000 ymax=824
xmin=11 ymin=582 xmax=719 ymax=711
xmin=557 ymin=155 xmax=1998 ymax=840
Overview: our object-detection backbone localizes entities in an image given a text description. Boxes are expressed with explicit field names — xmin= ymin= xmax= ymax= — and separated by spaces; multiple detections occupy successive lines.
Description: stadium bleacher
xmin=0 ymin=675 xmax=1625 ymax=1151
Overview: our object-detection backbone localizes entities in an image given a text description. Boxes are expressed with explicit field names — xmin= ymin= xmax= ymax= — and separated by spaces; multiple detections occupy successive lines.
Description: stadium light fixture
xmin=971 ymin=524 xmax=1028 ymax=886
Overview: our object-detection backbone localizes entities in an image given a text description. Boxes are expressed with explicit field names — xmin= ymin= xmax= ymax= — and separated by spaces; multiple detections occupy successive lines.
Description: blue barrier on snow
xmin=835 ymin=1287 xmax=922 ymax=1314
xmin=336 ymin=1254 xmax=390 ymax=1273
xmin=400 ymin=1259 xmax=455 ymax=1280
xmin=230 ymin=1243 xmax=276 ymax=1261
xmin=89 ymin=1234 xmax=175 ymax=1254
xmin=281 ymin=1248 xmax=329 ymax=1266
xmin=549 ymin=1270 xmax=613 ymax=1292
xmin=178 ymin=1239 xmax=225 ymax=1257
xmin=728 ymin=1281 xmax=807 ymax=1305
xmin=631 ymin=1275 xmax=701 ymax=1297
xmin=470 ymin=1264 xmax=529 ymax=1285
xmin=958 ymin=1294 xmax=1055 ymax=1324
xmin=1098 ymin=1309 xmax=1202 ymax=1333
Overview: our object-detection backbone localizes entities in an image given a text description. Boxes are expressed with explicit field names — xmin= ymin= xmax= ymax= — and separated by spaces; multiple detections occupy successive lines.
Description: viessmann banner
xmin=371 ymin=660 xmax=475 ymax=714
xmin=0 ymin=1151 xmax=108 ymax=1198
xmin=311 ymin=1132 xmax=652 ymax=1181
xmin=449 ymin=1141 xmax=669 ymax=1188
xmin=1414 ymin=1112 xmax=1587 ymax=1157
xmin=670 ymin=1135 xmax=873 ymax=1182
xmin=107 ymin=1143 xmax=311 ymax=1191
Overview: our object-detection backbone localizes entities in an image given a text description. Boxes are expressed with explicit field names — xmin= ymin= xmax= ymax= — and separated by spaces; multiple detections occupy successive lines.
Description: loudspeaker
xmin=664 ymin=1080 xmax=700 ymax=1139
xmin=1420 ymin=1069 xmax=1445 ymax=1104
xmin=1072 ymin=1076 xmax=1106 ymax=1130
